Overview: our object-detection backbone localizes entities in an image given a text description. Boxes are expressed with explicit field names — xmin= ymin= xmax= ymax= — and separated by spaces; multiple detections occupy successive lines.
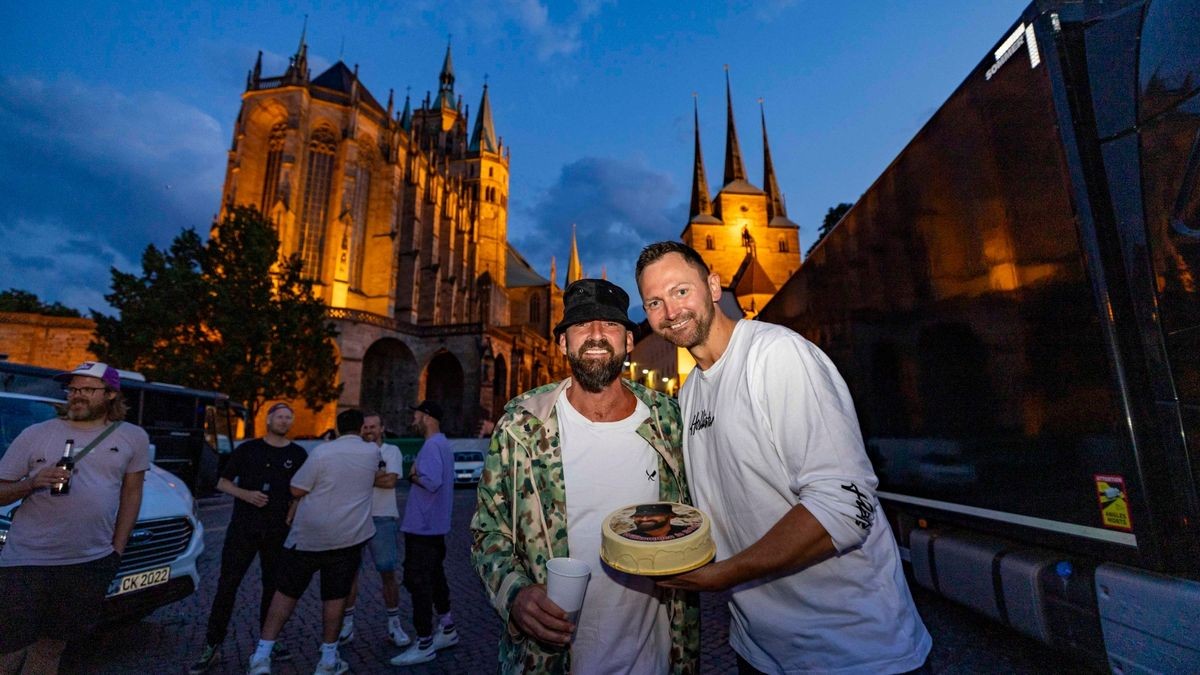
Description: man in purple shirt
xmin=389 ymin=400 xmax=458 ymax=666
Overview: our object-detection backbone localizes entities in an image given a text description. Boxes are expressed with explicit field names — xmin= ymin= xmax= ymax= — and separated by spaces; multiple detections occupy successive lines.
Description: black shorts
xmin=0 ymin=552 xmax=122 ymax=654
xmin=275 ymin=542 xmax=364 ymax=601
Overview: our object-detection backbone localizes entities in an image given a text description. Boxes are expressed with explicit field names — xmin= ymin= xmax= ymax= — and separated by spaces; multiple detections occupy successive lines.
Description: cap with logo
xmin=553 ymin=278 xmax=638 ymax=338
xmin=54 ymin=361 xmax=121 ymax=391
xmin=409 ymin=400 xmax=443 ymax=422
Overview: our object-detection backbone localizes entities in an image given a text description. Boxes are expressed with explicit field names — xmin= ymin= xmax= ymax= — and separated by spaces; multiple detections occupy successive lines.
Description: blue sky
xmin=1 ymin=0 xmax=1029 ymax=315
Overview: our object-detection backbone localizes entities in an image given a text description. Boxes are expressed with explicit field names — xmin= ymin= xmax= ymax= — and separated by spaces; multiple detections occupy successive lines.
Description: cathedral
xmin=217 ymin=33 xmax=576 ymax=436
xmin=630 ymin=71 xmax=802 ymax=393
xmin=683 ymin=71 xmax=801 ymax=316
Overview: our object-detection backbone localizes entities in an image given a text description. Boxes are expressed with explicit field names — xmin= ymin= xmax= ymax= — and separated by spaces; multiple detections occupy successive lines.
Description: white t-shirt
xmin=371 ymin=444 xmax=403 ymax=518
xmin=681 ymin=320 xmax=931 ymax=674
xmin=287 ymin=434 xmax=380 ymax=551
xmin=557 ymin=389 xmax=671 ymax=675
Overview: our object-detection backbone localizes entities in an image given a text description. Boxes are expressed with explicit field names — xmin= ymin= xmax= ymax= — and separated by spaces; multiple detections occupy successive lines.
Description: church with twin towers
xmin=629 ymin=72 xmax=802 ymax=394
xmin=216 ymin=30 xmax=798 ymax=432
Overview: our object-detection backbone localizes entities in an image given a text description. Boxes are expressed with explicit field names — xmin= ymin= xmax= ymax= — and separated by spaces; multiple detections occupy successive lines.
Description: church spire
xmin=761 ymin=100 xmax=787 ymax=221
xmin=287 ymin=16 xmax=310 ymax=84
xmin=469 ymin=83 xmax=497 ymax=152
xmin=722 ymin=66 xmax=747 ymax=187
xmin=689 ymin=95 xmax=714 ymax=221
xmin=550 ymin=256 xmax=558 ymax=287
xmin=566 ymin=225 xmax=584 ymax=284
xmin=436 ymin=38 xmax=455 ymax=110
xmin=399 ymin=89 xmax=412 ymax=131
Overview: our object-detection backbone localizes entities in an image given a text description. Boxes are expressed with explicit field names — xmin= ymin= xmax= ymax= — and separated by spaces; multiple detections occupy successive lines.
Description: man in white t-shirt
xmin=247 ymin=409 xmax=381 ymax=675
xmin=636 ymin=242 xmax=932 ymax=675
xmin=337 ymin=412 xmax=411 ymax=649
xmin=470 ymin=278 xmax=699 ymax=674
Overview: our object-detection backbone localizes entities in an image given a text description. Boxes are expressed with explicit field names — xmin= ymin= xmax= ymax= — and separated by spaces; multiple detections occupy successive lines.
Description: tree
xmin=806 ymin=202 xmax=854 ymax=256
xmin=92 ymin=206 xmax=342 ymax=433
xmin=0 ymin=289 xmax=83 ymax=318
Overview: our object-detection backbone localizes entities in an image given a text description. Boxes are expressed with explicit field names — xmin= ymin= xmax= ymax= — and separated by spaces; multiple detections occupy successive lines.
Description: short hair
xmin=360 ymin=410 xmax=381 ymax=421
xmin=336 ymin=409 xmax=365 ymax=435
xmin=635 ymin=241 xmax=711 ymax=283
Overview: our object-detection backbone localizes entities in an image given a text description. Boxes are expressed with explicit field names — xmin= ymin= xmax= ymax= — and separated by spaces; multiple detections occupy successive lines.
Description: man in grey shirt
xmin=0 ymin=361 xmax=149 ymax=674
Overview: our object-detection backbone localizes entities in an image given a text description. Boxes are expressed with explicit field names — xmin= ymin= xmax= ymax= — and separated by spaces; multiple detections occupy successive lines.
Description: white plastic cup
xmin=546 ymin=557 xmax=591 ymax=622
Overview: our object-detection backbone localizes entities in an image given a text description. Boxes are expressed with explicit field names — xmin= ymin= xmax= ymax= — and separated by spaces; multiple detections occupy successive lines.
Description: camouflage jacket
xmin=470 ymin=378 xmax=700 ymax=674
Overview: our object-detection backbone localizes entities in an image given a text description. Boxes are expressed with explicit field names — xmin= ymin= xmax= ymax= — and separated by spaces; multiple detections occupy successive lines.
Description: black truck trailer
xmin=758 ymin=1 xmax=1200 ymax=671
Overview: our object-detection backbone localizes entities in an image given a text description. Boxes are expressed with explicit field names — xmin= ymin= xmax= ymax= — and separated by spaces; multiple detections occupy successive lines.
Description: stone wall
xmin=0 ymin=312 xmax=97 ymax=370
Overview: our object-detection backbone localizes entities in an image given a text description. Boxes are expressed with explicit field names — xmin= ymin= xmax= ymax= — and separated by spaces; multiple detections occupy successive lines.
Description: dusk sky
xmin=2 ymin=0 xmax=1028 ymax=317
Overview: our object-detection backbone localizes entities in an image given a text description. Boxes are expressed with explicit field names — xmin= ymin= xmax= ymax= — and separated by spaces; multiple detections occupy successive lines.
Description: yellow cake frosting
xmin=600 ymin=502 xmax=715 ymax=576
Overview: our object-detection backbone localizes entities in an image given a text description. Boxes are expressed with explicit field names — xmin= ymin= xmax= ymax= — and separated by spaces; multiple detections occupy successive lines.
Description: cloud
xmin=511 ymin=156 xmax=686 ymax=316
xmin=0 ymin=216 xmax=137 ymax=314
xmin=451 ymin=0 xmax=612 ymax=61
xmin=0 ymin=75 xmax=226 ymax=312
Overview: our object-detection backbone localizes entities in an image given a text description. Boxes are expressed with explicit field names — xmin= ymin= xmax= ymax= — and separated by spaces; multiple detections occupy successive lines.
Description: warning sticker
xmin=1094 ymin=474 xmax=1133 ymax=532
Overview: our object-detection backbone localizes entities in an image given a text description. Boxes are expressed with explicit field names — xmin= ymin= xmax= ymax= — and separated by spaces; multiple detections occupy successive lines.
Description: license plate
xmin=107 ymin=566 xmax=170 ymax=597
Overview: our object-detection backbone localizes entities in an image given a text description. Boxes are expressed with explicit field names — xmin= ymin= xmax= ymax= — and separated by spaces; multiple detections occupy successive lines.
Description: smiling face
xmin=65 ymin=375 xmax=113 ymax=422
xmin=638 ymin=252 xmax=721 ymax=349
xmin=632 ymin=511 xmax=672 ymax=537
xmin=360 ymin=415 xmax=382 ymax=443
xmin=266 ymin=407 xmax=295 ymax=436
xmin=559 ymin=319 xmax=634 ymax=393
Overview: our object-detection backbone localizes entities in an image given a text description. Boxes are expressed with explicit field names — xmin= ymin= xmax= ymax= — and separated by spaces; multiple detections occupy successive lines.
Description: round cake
xmin=600 ymin=502 xmax=715 ymax=576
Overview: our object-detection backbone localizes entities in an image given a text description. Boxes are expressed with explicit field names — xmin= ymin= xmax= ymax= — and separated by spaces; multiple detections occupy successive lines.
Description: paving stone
xmin=58 ymin=483 xmax=738 ymax=674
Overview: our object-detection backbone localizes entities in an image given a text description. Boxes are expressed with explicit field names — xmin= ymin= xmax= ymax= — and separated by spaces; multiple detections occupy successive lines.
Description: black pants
xmin=402 ymin=533 xmax=451 ymax=637
xmin=204 ymin=521 xmax=287 ymax=645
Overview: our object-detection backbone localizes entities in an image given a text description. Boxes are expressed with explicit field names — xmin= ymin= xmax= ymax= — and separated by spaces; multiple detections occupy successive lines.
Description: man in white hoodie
xmin=637 ymin=241 xmax=931 ymax=675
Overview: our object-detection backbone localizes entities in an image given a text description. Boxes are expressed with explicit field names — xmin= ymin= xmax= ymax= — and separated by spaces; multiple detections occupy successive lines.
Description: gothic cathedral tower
xmin=681 ymin=70 xmax=801 ymax=317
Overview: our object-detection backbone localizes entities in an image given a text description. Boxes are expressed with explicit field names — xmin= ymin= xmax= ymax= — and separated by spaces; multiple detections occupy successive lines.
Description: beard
xmin=567 ymin=339 xmax=626 ymax=393
xmin=67 ymin=397 xmax=108 ymax=422
xmin=657 ymin=302 xmax=715 ymax=349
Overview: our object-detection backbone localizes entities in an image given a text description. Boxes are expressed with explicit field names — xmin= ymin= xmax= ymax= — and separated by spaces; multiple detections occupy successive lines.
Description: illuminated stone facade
xmin=632 ymin=73 xmax=802 ymax=392
xmin=219 ymin=37 xmax=568 ymax=436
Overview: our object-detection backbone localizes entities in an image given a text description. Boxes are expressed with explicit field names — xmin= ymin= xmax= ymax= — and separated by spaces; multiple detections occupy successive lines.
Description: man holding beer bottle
xmin=189 ymin=402 xmax=308 ymax=674
xmin=0 ymin=361 xmax=149 ymax=674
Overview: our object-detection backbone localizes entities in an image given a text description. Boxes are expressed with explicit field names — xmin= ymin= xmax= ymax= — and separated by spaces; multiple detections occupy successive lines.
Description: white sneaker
xmin=312 ymin=659 xmax=349 ymax=675
xmin=389 ymin=639 xmax=437 ymax=666
xmin=246 ymin=654 xmax=271 ymax=675
xmin=388 ymin=619 xmax=412 ymax=648
xmin=432 ymin=625 xmax=459 ymax=651
xmin=338 ymin=619 xmax=354 ymax=645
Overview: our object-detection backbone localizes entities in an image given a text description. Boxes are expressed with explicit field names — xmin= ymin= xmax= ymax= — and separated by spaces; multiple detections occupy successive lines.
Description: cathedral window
xmin=529 ymin=294 xmax=542 ymax=325
xmin=778 ymin=237 xmax=789 ymax=253
xmin=298 ymin=128 xmax=338 ymax=278
xmin=350 ymin=162 xmax=372 ymax=290
xmin=488 ymin=167 xmax=494 ymax=177
xmin=260 ymin=123 xmax=287 ymax=214
xmin=705 ymin=235 xmax=714 ymax=250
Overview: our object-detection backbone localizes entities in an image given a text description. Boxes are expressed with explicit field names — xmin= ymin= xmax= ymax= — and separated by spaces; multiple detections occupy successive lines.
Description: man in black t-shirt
xmin=189 ymin=403 xmax=308 ymax=674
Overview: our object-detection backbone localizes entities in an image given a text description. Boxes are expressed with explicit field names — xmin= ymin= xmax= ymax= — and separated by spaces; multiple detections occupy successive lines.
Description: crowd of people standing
xmin=0 ymin=241 xmax=933 ymax=675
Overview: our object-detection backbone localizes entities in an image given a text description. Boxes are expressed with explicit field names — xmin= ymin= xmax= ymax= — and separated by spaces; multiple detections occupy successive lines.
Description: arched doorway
xmin=361 ymin=338 xmax=418 ymax=436
xmin=424 ymin=350 xmax=465 ymax=436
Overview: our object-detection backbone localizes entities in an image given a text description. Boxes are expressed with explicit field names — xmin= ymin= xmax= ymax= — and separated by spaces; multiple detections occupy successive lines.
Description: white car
xmin=450 ymin=438 xmax=487 ymax=486
xmin=0 ymin=392 xmax=205 ymax=621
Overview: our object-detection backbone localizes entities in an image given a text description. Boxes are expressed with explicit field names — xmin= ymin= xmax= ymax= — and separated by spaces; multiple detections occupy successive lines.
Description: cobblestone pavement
xmin=60 ymin=483 xmax=1092 ymax=674
xmin=59 ymin=484 xmax=733 ymax=675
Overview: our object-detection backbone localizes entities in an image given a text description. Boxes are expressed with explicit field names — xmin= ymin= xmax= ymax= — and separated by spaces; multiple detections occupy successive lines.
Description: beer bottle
xmin=51 ymin=438 xmax=74 ymax=495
